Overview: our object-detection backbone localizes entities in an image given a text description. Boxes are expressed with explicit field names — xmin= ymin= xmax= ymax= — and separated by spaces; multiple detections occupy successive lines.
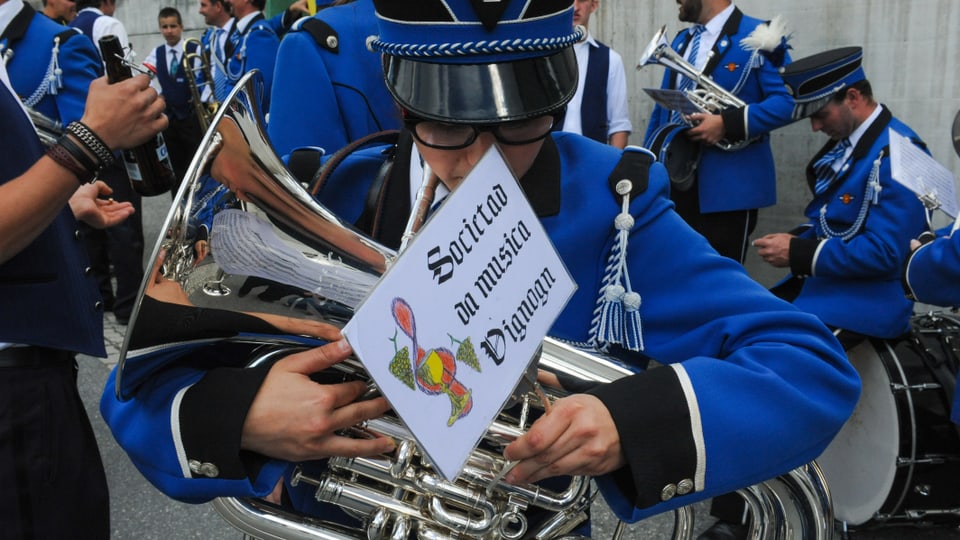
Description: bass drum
xmin=643 ymin=123 xmax=700 ymax=192
xmin=816 ymin=312 xmax=960 ymax=529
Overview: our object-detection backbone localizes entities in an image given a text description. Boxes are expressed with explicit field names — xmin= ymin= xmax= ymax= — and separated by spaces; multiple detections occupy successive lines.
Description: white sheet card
xmin=341 ymin=146 xmax=577 ymax=480
xmin=889 ymin=128 xmax=959 ymax=218
xmin=642 ymin=87 xmax=701 ymax=116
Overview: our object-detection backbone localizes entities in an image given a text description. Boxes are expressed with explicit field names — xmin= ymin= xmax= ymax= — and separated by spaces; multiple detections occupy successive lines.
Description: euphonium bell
xmin=116 ymin=70 xmax=395 ymax=399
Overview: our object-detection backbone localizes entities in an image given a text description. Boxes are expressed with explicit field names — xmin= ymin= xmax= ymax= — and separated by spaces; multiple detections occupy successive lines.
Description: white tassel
xmin=741 ymin=15 xmax=791 ymax=53
xmin=50 ymin=37 xmax=63 ymax=95
xmin=597 ymin=284 xmax=625 ymax=344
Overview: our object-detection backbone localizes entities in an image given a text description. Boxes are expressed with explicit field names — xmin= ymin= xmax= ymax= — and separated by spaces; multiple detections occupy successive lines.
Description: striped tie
xmin=671 ymin=24 xmax=705 ymax=124
xmin=212 ymin=28 xmax=229 ymax=102
xmin=813 ymin=138 xmax=851 ymax=195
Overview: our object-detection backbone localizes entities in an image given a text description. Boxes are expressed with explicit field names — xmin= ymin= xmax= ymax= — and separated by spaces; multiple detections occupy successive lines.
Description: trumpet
xmin=638 ymin=25 xmax=753 ymax=151
xmin=182 ymin=37 xmax=218 ymax=130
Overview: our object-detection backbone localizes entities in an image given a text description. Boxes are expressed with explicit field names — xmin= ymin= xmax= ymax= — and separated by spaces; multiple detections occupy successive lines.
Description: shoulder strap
xmin=607 ymin=147 xmax=653 ymax=203
xmin=300 ymin=17 xmax=339 ymax=53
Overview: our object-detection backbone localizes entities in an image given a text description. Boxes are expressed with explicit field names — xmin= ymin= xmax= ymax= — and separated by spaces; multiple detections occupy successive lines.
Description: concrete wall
xmin=34 ymin=0 xmax=960 ymax=285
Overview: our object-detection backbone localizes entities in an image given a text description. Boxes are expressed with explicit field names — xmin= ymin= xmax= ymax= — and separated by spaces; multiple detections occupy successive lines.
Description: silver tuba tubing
xmin=132 ymin=71 xmax=830 ymax=540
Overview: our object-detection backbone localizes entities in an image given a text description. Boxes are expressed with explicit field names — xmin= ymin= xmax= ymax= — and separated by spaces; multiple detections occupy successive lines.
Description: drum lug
xmin=896 ymin=454 xmax=951 ymax=467
xmin=890 ymin=382 xmax=941 ymax=392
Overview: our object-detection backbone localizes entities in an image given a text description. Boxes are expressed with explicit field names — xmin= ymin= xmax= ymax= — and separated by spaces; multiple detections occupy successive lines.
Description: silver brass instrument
xmin=638 ymin=25 xmax=753 ymax=151
xmin=182 ymin=37 xmax=218 ymax=130
xmin=119 ymin=71 xmax=833 ymax=539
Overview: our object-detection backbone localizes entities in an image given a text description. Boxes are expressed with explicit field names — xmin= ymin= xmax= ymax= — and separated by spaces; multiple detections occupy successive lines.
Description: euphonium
xmin=118 ymin=71 xmax=834 ymax=540
xmin=182 ymin=37 xmax=218 ymax=130
xmin=637 ymin=26 xmax=753 ymax=151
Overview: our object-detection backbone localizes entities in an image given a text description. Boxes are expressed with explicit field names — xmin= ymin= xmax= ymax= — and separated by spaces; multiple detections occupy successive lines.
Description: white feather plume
xmin=741 ymin=15 xmax=791 ymax=52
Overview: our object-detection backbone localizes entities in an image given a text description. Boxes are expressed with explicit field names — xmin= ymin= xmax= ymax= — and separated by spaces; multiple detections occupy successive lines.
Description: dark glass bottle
xmin=99 ymin=35 xmax=176 ymax=197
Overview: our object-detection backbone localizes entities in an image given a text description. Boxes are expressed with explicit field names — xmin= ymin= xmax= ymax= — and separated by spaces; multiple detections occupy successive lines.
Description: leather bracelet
xmin=58 ymin=132 xmax=100 ymax=173
xmin=47 ymin=142 xmax=96 ymax=184
xmin=65 ymin=121 xmax=116 ymax=168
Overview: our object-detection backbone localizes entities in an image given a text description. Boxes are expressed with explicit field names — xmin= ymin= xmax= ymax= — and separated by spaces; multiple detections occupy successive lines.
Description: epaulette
xmin=591 ymin=145 xmax=656 ymax=353
xmin=606 ymin=146 xmax=653 ymax=203
xmin=299 ymin=17 xmax=339 ymax=53
xmin=54 ymin=27 xmax=81 ymax=45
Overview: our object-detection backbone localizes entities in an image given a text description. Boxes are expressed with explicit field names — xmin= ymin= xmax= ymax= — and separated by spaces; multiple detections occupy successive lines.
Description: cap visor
xmin=383 ymin=48 xmax=578 ymax=123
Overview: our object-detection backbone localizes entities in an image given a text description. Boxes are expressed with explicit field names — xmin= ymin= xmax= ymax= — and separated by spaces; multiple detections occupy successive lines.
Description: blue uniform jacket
xmin=778 ymin=106 xmax=928 ymax=340
xmin=0 ymin=74 xmax=105 ymax=356
xmin=643 ymin=8 xmax=794 ymax=213
xmin=223 ymin=13 xmax=278 ymax=113
xmin=268 ymin=0 xmax=400 ymax=158
xmin=101 ymin=131 xmax=859 ymax=520
xmin=1 ymin=2 xmax=101 ymax=124
xmin=905 ymin=225 xmax=960 ymax=308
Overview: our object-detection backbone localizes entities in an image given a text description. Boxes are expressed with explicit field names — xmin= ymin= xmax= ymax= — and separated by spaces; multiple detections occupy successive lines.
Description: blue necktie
xmin=813 ymin=138 xmax=851 ymax=195
xmin=169 ymin=49 xmax=179 ymax=77
xmin=672 ymin=25 xmax=704 ymax=124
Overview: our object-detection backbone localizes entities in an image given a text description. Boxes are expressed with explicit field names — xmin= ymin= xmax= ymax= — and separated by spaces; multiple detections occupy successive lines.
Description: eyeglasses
xmin=405 ymin=113 xmax=557 ymax=150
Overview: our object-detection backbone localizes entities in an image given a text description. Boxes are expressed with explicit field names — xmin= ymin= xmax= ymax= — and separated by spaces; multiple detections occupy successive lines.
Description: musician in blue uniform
xmin=904 ymin=229 xmax=960 ymax=308
xmin=904 ymin=225 xmax=960 ymax=427
xmin=100 ymin=0 xmax=859 ymax=532
xmin=268 ymin=0 xmax=401 ymax=160
xmin=215 ymin=0 xmax=280 ymax=112
xmin=1 ymin=0 xmax=99 ymax=127
xmin=753 ymin=47 xmax=929 ymax=349
xmin=643 ymin=0 xmax=795 ymax=263
xmin=145 ymin=6 xmax=203 ymax=190
xmin=0 ymin=38 xmax=165 ymax=536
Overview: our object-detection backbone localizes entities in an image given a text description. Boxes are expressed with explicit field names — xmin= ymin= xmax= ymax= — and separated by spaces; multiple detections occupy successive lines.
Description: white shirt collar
xmin=77 ymin=6 xmax=104 ymax=16
xmin=235 ymin=11 xmax=261 ymax=34
xmin=703 ymin=3 xmax=736 ymax=36
xmin=0 ymin=0 xmax=24 ymax=37
xmin=847 ymin=104 xmax=883 ymax=149
xmin=166 ymin=40 xmax=184 ymax=55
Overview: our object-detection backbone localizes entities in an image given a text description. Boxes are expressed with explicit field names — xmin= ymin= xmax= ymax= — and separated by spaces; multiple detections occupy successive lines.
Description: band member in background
xmin=754 ymin=47 xmax=929 ymax=349
xmin=554 ymin=0 xmax=631 ymax=148
xmin=1 ymin=0 xmax=98 ymax=126
xmin=144 ymin=6 xmax=203 ymax=190
xmin=40 ymin=0 xmax=76 ymax=24
xmin=215 ymin=0 xmax=280 ymax=112
xmin=0 ymin=45 xmax=165 ymax=537
xmin=268 ymin=0 xmax=401 ymax=160
xmin=100 ymin=0 xmax=858 ymax=534
xmin=198 ymin=0 xmax=232 ymax=107
xmin=71 ymin=0 xmax=145 ymax=325
xmin=643 ymin=0 xmax=795 ymax=264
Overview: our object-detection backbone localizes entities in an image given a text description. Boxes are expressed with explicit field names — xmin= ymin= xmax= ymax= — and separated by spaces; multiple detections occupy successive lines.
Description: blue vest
xmin=580 ymin=41 xmax=610 ymax=144
xmin=69 ymin=10 xmax=98 ymax=43
xmin=154 ymin=42 xmax=197 ymax=120
xmin=0 ymin=86 xmax=105 ymax=356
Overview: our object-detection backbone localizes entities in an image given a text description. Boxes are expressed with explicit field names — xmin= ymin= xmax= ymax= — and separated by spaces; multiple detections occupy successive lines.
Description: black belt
xmin=0 ymin=346 xmax=74 ymax=368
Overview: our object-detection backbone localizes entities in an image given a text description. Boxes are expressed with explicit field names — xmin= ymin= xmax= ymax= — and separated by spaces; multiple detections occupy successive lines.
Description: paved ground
xmin=73 ymin=191 xmax=960 ymax=539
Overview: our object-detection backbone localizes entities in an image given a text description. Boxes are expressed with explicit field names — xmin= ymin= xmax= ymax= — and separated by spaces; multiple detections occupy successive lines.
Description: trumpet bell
xmin=638 ymin=25 xmax=669 ymax=68
xmin=115 ymin=70 xmax=395 ymax=400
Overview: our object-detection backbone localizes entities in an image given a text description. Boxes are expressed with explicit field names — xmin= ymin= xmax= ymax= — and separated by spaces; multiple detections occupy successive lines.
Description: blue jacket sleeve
xmin=100 ymin=346 xmax=289 ymax=503
xmin=905 ymin=228 xmax=960 ymax=307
